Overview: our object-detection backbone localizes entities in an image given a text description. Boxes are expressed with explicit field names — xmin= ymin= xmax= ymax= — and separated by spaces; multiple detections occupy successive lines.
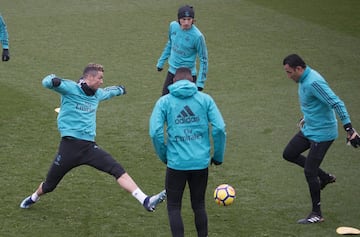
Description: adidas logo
xmin=54 ymin=154 xmax=61 ymax=166
xmin=306 ymin=215 xmax=324 ymax=223
xmin=175 ymin=105 xmax=200 ymax=124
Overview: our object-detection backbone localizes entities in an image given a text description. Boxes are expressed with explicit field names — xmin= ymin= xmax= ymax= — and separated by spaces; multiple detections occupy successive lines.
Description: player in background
xmin=0 ymin=14 xmax=10 ymax=61
xmin=149 ymin=67 xmax=226 ymax=236
xmin=282 ymin=54 xmax=360 ymax=224
xmin=156 ymin=5 xmax=208 ymax=95
xmin=20 ymin=63 xmax=166 ymax=212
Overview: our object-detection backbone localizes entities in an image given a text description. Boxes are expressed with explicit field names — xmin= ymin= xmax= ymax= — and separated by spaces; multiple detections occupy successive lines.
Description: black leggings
xmin=165 ymin=167 xmax=208 ymax=237
xmin=42 ymin=137 xmax=126 ymax=193
xmin=283 ymin=131 xmax=333 ymax=213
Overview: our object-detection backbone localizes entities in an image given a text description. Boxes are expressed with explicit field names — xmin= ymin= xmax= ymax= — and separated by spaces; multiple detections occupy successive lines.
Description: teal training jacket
xmin=42 ymin=74 xmax=125 ymax=142
xmin=156 ymin=21 xmax=208 ymax=88
xmin=299 ymin=66 xmax=351 ymax=142
xmin=149 ymin=80 xmax=226 ymax=171
xmin=0 ymin=15 xmax=9 ymax=49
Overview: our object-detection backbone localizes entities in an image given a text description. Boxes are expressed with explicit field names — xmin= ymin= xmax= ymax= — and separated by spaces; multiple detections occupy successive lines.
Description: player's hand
xmin=346 ymin=127 xmax=360 ymax=148
xmin=211 ymin=158 xmax=222 ymax=166
xmin=118 ymin=85 xmax=126 ymax=94
xmin=52 ymin=77 xmax=61 ymax=87
xmin=157 ymin=67 xmax=163 ymax=72
xmin=2 ymin=49 xmax=10 ymax=61
xmin=297 ymin=117 xmax=305 ymax=129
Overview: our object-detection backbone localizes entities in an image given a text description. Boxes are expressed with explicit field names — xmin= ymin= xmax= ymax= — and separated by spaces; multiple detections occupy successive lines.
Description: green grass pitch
xmin=0 ymin=0 xmax=359 ymax=236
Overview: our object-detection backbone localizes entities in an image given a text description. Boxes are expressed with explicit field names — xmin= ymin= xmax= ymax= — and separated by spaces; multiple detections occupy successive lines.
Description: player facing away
xmin=149 ymin=67 xmax=226 ymax=236
xmin=0 ymin=14 xmax=10 ymax=61
xmin=20 ymin=63 xmax=166 ymax=212
xmin=282 ymin=54 xmax=360 ymax=224
xmin=156 ymin=5 xmax=208 ymax=95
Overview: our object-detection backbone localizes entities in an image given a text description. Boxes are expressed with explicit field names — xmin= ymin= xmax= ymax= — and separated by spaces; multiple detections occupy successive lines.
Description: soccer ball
xmin=214 ymin=184 xmax=236 ymax=206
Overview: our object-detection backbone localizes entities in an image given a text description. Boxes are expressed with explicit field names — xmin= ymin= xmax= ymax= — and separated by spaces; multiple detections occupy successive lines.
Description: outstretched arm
xmin=0 ymin=15 xmax=10 ymax=61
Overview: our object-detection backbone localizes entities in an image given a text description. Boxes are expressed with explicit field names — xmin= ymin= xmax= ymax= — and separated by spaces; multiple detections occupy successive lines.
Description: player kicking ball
xmin=20 ymin=63 xmax=166 ymax=212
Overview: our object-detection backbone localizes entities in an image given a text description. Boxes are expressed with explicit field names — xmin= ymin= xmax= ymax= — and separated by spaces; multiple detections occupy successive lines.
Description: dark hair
xmin=173 ymin=67 xmax=193 ymax=83
xmin=283 ymin=54 xmax=306 ymax=69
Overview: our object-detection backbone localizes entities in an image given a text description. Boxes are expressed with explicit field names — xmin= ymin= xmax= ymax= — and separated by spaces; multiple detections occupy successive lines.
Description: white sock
xmin=131 ymin=188 xmax=147 ymax=204
xmin=31 ymin=192 xmax=39 ymax=202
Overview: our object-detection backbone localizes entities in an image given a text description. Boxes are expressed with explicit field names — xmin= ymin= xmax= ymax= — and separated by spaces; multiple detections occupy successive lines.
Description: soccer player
xmin=282 ymin=54 xmax=360 ymax=224
xmin=0 ymin=14 xmax=10 ymax=61
xmin=20 ymin=63 xmax=166 ymax=212
xmin=149 ymin=67 xmax=226 ymax=236
xmin=156 ymin=5 xmax=208 ymax=95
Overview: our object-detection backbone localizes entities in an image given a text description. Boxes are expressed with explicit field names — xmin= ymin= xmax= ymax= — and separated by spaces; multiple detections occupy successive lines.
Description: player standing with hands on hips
xmin=20 ymin=63 xmax=166 ymax=212
xmin=282 ymin=54 xmax=360 ymax=224
xmin=149 ymin=67 xmax=226 ymax=237
xmin=0 ymin=14 xmax=10 ymax=61
xmin=156 ymin=5 xmax=208 ymax=95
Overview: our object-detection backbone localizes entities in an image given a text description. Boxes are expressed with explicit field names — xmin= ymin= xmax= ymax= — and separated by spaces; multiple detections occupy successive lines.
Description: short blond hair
xmin=83 ymin=63 xmax=104 ymax=77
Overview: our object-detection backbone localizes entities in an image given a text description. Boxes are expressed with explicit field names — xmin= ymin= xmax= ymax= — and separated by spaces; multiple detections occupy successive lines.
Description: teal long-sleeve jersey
xmin=299 ymin=66 xmax=351 ymax=142
xmin=0 ymin=15 xmax=9 ymax=49
xmin=42 ymin=74 xmax=125 ymax=142
xmin=149 ymin=80 xmax=226 ymax=171
xmin=157 ymin=21 xmax=208 ymax=89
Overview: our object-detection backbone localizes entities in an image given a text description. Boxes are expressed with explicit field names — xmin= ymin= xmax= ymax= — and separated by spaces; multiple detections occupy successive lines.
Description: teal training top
xmin=42 ymin=74 xmax=125 ymax=142
xmin=157 ymin=21 xmax=208 ymax=88
xmin=299 ymin=66 xmax=351 ymax=142
xmin=149 ymin=80 xmax=226 ymax=171
xmin=0 ymin=15 xmax=9 ymax=49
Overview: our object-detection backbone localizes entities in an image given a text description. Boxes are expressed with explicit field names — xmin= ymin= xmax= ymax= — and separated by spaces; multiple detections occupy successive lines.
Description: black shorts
xmin=42 ymin=137 xmax=126 ymax=193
